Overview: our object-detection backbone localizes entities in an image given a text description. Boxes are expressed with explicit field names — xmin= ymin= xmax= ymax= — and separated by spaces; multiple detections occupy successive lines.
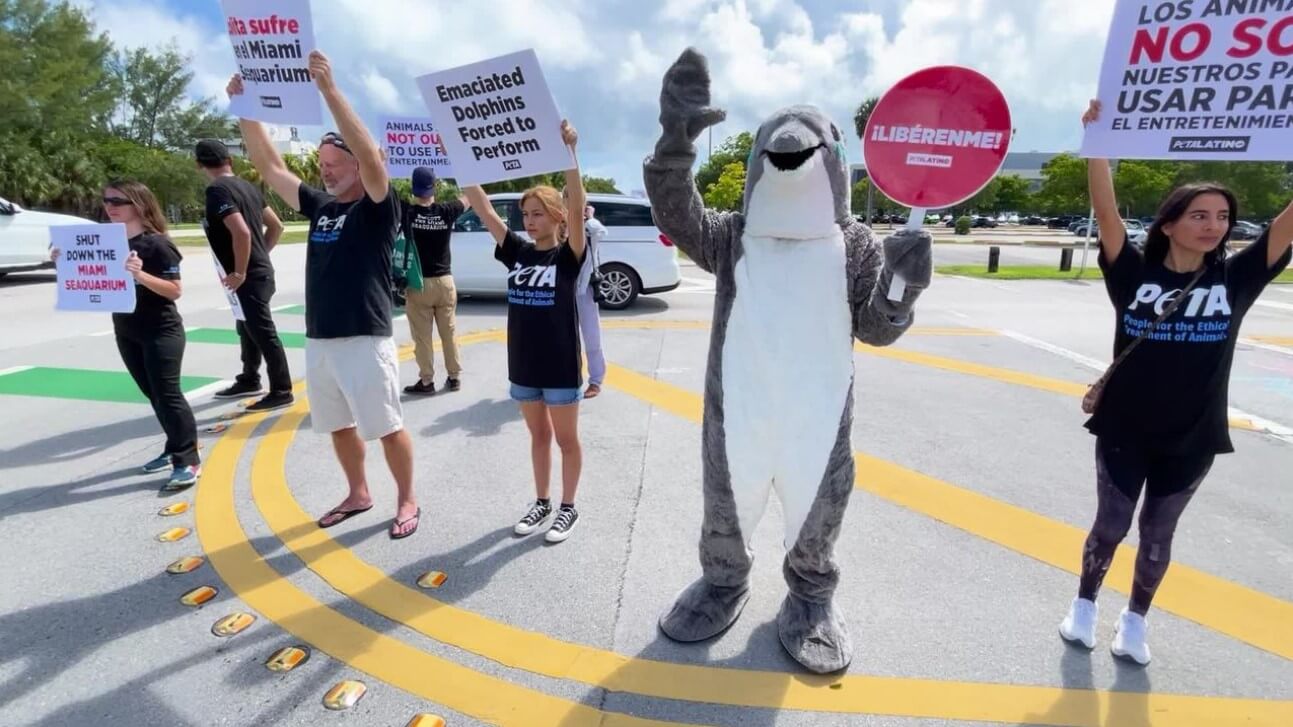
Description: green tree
xmin=109 ymin=43 xmax=233 ymax=150
xmin=963 ymin=177 xmax=1000 ymax=213
xmin=696 ymin=131 xmax=753 ymax=198
xmin=994 ymin=174 xmax=1032 ymax=213
xmin=851 ymin=178 xmax=900 ymax=217
xmin=852 ymin=96 xmax=880 ymax=141
xmin=1034 ymin=153 xmax=1089 ymax=215
xmin=703 ymin=161 xmax=745 ymax=211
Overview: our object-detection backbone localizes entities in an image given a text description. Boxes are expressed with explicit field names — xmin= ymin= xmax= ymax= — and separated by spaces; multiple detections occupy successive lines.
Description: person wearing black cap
xmin=226 ymin=50 xmax=421 ymax=540
xmin=195 ymin=139 xmax=294 ymax=412
xmin=401 ymin=166 xmax=471 ymax=395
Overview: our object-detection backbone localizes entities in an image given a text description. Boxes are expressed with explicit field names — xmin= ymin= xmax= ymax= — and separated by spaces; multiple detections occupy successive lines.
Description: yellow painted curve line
xmin=239 ymin=328 xmax=1290 ymax=724
xmin=1246 ymin=336 xmax=1293 ymax=347
xmin=854 ymin=343 xmax=1262 ymax=431
xmin=195 ymin=402 xmax=692 ymax=727
xmin=249 ymin=397 xmax=1291 ymax=725
xmin=605 ymin=362 xmax=1292 ymax=661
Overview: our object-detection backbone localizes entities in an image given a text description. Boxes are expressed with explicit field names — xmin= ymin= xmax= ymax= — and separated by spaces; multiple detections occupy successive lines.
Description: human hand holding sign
xmin=124 ymin=250 xmax=142 ymax=278
xmin=308 ymin=50 xmax=336 ymax=95
xmin=655 ymin=48 xmax=727 ymax=166
xmin=560 ymin=119 xmax=578 ymax=151
xmin=226 ymin=74 xmax=244 ymax=100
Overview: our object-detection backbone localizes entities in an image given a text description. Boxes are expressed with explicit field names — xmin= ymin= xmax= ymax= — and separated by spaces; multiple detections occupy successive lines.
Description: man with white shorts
xmin=226 ymin=50 xmax=420 ymax=539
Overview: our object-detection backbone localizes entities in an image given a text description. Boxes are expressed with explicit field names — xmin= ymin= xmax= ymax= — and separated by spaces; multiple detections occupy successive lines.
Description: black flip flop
xmin=389 ymin=508 xmax=421 ymax=540
xmin=317 ymin=504 xmax=373 ymax=528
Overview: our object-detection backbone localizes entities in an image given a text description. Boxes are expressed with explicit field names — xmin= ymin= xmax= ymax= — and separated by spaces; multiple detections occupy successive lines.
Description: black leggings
xmin=116 ymin=324 xmax=199 ymax=468
xmin=1078 ymin=438 xmax=1214 ymax=614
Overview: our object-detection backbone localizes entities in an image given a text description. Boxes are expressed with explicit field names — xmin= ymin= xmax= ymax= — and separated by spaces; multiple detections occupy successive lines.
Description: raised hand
xmin=308 ymin=50 xmax=336 ymax=94
xmin=226 ymin=74 xmax=244 ymax=99
xmin=655 ymin=48 xmax=727 ymax=163
xmin=1082 ymin=99 xmax=1102 ymax=127
xmin=560 ymin=119 xmax=578 ymax=150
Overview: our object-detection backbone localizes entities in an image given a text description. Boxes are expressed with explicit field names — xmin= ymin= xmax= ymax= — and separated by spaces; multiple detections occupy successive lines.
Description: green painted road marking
xmin=186 ymin=328 xmax=307 ymax=349
xmin=0 ymin=367 xmax=220 ymax=404
xmin=275 ymin=304 xmax=307 ymax=315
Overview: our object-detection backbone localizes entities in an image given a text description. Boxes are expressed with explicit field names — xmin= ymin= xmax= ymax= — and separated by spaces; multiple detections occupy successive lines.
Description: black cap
xmin=195 ymin=139 xmax=231 ymax=167
xmin=411 ymin=167 xmax=438 ymax=197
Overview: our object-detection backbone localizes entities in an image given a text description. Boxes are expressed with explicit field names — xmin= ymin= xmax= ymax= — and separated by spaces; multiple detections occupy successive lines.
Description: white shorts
xmin=305 ymin=336 xmax=404 ymax=441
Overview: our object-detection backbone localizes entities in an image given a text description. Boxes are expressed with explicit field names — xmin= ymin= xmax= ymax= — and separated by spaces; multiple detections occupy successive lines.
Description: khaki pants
xmin=405 ymin=275 xmax=462 ymax=382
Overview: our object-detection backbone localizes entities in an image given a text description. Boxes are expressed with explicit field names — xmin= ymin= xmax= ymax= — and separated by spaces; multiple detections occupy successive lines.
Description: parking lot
xmin=1 ymin=244 xmax=1290 ymax=726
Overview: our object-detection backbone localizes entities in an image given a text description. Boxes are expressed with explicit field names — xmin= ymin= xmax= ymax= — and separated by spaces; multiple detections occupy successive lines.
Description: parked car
xmin=973 ymin=215 xmax=998 ymax=228
xmin=1022 ymin=215 xmax=1046 ymax=225
xmin=1048 ymin=214 xmax=1083 ymax=229
xmin=1073 ymin=218 xmax=1147 ymax=245
xmin=1231 ymin=220 xmax=1264 ymax=241
xmin=0 ymin=196 xmax=95 ymax=278
xmin=450 ymin=193 xmax=680 ymax=310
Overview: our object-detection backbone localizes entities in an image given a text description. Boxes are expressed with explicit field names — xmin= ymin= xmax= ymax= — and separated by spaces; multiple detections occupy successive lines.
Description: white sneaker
xmin=1111 ymin=608 xmax=1152 ymax=665
xmin=544 ymin=506 xmax=579 ymax=543
xmin=1058 ymin=597 xmax=1098 ymax=649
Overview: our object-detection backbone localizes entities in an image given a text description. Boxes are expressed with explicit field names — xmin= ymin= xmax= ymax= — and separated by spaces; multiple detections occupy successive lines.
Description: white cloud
xmin=76 ymin=0 xmax=1122 ymax=190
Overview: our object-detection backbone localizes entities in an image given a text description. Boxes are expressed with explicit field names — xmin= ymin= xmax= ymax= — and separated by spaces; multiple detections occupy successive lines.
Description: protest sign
xmin=415 ymin=49 xmax=572 ymax=186
xmin=222 ymin=0 xmax=322 ymax=125
xmin=1081 ymin=0 xmax=1293 ymax=160
xmin=380 ymin=116 xmax=455 ymax=179
xmin=863 ymin=66 xmax=1013 ymax=209
xmin=213 ymin=257 xmax=246 ymax=322
xmin=53 ymin=224 xmax=136 ymax=313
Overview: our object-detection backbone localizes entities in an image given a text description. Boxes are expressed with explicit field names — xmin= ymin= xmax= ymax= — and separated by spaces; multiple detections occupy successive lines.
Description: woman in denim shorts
xmin=460 ymin=120 xmax=589 ymax=544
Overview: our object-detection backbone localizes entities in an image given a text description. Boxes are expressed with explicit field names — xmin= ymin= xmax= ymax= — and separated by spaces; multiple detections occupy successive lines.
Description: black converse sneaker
xmin=514 ymin=500 xmax=553 ymax=536
xmin=545 ymin=505 xmax=579 ymax=543
xmin=214 ymin=380 xmax=264 ymax=399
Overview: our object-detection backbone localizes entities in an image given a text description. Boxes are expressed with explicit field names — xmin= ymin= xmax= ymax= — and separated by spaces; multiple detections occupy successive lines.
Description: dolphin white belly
xmin=721 ymin=230 xmax=854 ymax=549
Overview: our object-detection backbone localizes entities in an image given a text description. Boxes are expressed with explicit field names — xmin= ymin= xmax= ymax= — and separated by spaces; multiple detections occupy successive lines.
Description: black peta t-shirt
xmin=299 ymin=182 xmax=399 ymax=339
xmin=494 ymin=231 xmax=585 ymax=389
xmin=403 ymin=200 xmax=465 ymax=278
xmin=202 ymin=176 xmax=274 ymax=281
xmin=113 ymin=232 xmax=183 ymax=334
xmin=1086 ymin=231 xmax=1291 ymax=455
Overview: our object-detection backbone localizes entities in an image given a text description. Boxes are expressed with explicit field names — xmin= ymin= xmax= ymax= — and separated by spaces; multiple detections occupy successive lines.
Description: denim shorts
xmin=509 ymin=383 xmax=582 ymax=406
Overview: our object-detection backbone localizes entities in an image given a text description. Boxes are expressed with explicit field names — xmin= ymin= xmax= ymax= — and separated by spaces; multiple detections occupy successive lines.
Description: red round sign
xmin=863 ymin=66 xmax=1012 ymax=209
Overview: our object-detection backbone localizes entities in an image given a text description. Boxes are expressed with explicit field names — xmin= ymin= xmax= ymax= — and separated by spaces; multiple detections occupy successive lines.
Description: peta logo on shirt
xmin=1129 ymin=283 xmax=1231 ymax=318
xmin=508 ymin=263 xmax=558 ymax=307
xmin=311 ymin=213 xmax=349 ymax=244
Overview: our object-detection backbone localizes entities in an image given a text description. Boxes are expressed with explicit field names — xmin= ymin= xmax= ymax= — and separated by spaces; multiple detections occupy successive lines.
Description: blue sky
xmin=76 ymin=0 xmax=1119 ymax=193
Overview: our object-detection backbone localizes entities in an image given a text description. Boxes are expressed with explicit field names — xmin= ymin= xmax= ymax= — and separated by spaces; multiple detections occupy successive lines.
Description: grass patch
xmin=937 ymin=265 xmax=1104 ymax=281
xmin=174 ymin=229 xmax=309 ymax=247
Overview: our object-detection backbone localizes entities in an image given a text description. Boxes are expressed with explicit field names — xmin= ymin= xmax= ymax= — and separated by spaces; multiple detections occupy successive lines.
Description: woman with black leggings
xmin=1059 ymin=101 xmax=1292 ymax=665
xmin=59 ymin=181 xmax=201 ymax=491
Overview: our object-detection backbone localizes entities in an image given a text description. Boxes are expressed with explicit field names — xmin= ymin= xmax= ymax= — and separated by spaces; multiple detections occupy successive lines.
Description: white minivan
xmin=449 ymin=193 xmax=681 ymax=309
xmin=0 ymin=196 xmax=95 ymax=278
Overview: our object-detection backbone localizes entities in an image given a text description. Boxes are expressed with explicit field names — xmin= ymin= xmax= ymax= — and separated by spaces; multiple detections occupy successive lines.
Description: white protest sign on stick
xmin=221 ymin=0 xmax=322 ymax=125
xmin=380 ymin=116 xmax=456 ymax=180
xmin=1081 ymin=1 xmax=1293 ymax=160
xmin=212 ymin=257 xmax=247 ymax=322
xmin=52 ymin=223 xmax=136 ymax=313
xmin=416 ymin=49 xmax=573 ymax=186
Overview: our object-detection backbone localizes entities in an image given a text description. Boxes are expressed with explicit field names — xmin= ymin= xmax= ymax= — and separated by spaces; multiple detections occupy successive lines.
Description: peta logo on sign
xmin=1130 ymin=283 xmax=1231 ymax=318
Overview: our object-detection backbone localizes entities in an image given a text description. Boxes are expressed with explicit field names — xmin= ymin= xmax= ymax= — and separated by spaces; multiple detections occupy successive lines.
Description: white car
xmin=1072 ymin=218 xmax=1148 ymax=245
xmin=450 ymin=193 xmax=681 ymax=309
xmin=0 ymin=196 xmax=94 ymax=278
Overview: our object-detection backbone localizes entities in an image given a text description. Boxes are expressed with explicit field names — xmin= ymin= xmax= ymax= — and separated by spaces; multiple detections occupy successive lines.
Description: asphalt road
xmin=0 ymin=242 xmax=1289 ymax=726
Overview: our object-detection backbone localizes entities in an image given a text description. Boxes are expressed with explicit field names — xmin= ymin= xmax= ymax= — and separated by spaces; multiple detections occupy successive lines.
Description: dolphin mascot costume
xmin=643 ymin=48 xmax=933 ymax=673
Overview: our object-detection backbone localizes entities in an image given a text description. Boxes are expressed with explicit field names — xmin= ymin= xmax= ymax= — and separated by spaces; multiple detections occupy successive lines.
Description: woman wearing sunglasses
xmin=58 ymin=181 xmax=201 ymax=490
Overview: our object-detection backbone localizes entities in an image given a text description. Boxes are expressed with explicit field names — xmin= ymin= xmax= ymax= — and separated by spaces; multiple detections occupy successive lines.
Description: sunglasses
xmin=319 ymin=132 xmax=352 ymax=154
xmin=102 ymin=197 xmax=134 ymax=207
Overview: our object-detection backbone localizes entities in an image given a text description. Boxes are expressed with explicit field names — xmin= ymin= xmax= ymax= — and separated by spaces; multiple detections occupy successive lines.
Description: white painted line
xmin=1241 ymin=339 xmax=1293 ymax=357
xmin=1003 ymin=329 xmax=1293 ymax=444
xmin=999 ymin=330 xmax=1106 ymax=371
xmin=185 ymin=380 xmax=231 ymax=403
xmin=90 ymin=329 xmax=115 ymax=337
xmin=948 ymin=310 xmax=970 ymax=320
xmin=1254 ymin=300 xmax=1293 ymax=312
xmin=0 ymin=366 xmax=34 ymax=378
